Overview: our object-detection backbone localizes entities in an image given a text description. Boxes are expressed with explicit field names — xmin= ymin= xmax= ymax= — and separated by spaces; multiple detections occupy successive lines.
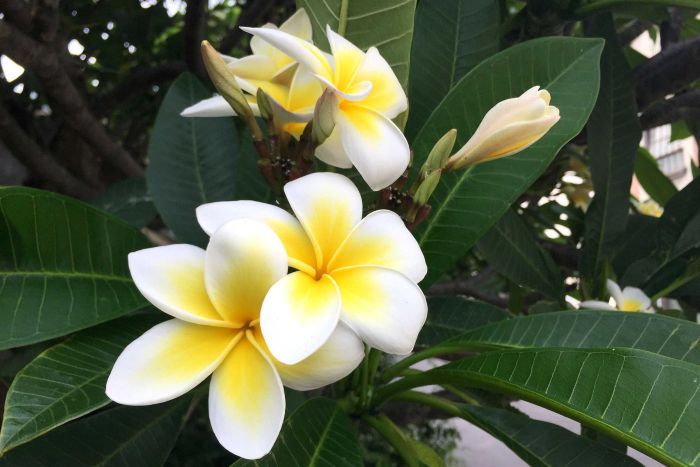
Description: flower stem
xmin=362 ymin=414 xmax=421 ymax=467
xmin=381 ymin=345 xmax=462 ymax=383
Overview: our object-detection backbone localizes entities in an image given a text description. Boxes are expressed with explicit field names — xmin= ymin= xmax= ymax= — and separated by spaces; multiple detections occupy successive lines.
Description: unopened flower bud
xmin=421 ymin=129 xmax=457 ymax=177
xmin=312 ymin=89 xmax=337 ymax=145
xmin=200 ymin=40 xmax=253 ymax=120
xmin=256 ymin=88 xmax=274 ymax=122
xmin=446 ymin=86 xmax=560 ymax=171
xmin=413 ymin=169 xmax=441 ymax=206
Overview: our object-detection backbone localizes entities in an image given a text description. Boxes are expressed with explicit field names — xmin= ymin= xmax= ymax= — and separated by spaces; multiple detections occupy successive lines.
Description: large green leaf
xmin=462 ymin=405 xmax=642 ymax=466
xmin=147 ymin=73 xmax=268 ymax=246
xmin=412 ymin=37 xmax=604 ymax=286
xmin=0 ymin=398 xmax=190 ymax=466
xmin=417 ymin=296 xmax=509 ymax=349
xmin=383 ymin=348 xmax=700 ymax=466
xmin=476 ymin=209 xmax=563 ymax=300
xmin=405 ymin=0 xmax=500 ymax=140
xmin=634 ymin=148 xmax=678 ymax=207
xmin=91 ymin=177 xmax=157 ymax=229
xmin=0 ymin=314 xmax=162 ymax=454
xmin=234 ymin=398 xmax=362 ymax=466
xmin=579 ymin=14 xmax=642 ymax=298
xmin=0 ymin=187 xmax=149 ymax=350
xmin=295 ymin=0 xmax=416 ymax=90
xmin=437 ymin=310 xmax=700 ymax=365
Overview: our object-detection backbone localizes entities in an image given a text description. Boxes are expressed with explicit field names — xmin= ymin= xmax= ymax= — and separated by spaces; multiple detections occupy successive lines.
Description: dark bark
xmin=640 ymin=90 xmax=700 ymax=130
xmin=184 ymin=0 xmax=208 ymax=81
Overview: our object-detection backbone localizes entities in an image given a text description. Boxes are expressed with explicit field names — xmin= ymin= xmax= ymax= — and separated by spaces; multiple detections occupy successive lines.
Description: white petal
xmin=351 ymin=47 xmax=407 ymax=118
xmin=331 ymin=266 xmax=427 ymax=355
xmin=106 ymin=320 xmax=239 ymax=405
xmin=181 ymin=96 xmax=236 ymax=117
xmin=606 ymin=279 xmax=624 ymax=305
xmin=241 ymin=26 xmax=332 ymax=80
xmin=128 ymin=245 xmax=228 ymax=326
xmin=205 ymin=219 xmax=288 ymax=326
xmin=279 ymin=8 xmax=313 ymax=41
xmin=209 ymin=332 xmax=285 ymax=459
xmin=336 ymin=104 xmax=410 ymax=190
xmin=329 ymin=210 xmax=427 ymax=282
xmin=228 ymin=54 xmax=278 ymax=80
xmin=260 ymin=271 xmax=341 ymax=365
xmin=619 ymin=286 xmax=652 ymax=312
xmin=284 ymin=172 xmax=363 ymax=267
xmin=258 ymin=323 xmax=364 ymax=391
xmin=326 ymin=26 xmax=365 ymax=90
xmin=580 ymin=300 xmax=616 ymax=310
xmin=196 ymin=200 xmax=317 ymax=274
xmin=315 ymin=126 xmax=353 ymax=168
xmin=315 ymin=74 xmax=373 ymax=101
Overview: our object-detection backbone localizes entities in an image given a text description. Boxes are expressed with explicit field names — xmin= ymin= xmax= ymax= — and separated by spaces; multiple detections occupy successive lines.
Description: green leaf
xmin=579 ymin=14 xmax=642 ymax=298
xmin=147 ymin=73 xmax=268 ymax=246
xmin=295 ymin=0 xmax=416 ymax=90
xmin=0 ymin=314 xmax=162 ymax=454
xmin=0 ymin=187 xmax=149 ymax=350
xmin=390 ymin=348 xmax=700 ymax=466
xmin=91 ymin=177 xmax=157 ymax=228
xmin=404 ymin=0 xmax=501 ymax=140
xmin=612 ymin=214 xmax=659 ymax=277
xmin=477 ymin=209 xmax=563 ymax=300
xmin=0 ymin=398 xmax=191 ymax=466
xmin=417 ymin=296 xmax=509 ymax=349
xmin=438 ymin=310 xmax=700 ymax=365
xmin=233 ymin=398 xmax=363 ymax=467
xmin=633 ymin=148 xmax=677 ymax=206
xmin=412 ymin=37 xmax=604 ymax=286
xmin=463 ymin=405 xmax=642 ymax=466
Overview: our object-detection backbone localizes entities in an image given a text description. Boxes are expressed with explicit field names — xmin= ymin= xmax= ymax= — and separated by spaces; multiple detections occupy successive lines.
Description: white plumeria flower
xmin=181 ymin=9 xmax=323 ymax=138
xmin=580 ymin=279 xmax=653 ymax=312
xmin=242 ymin=23 xmax=409 ymax=190
xmin=197 ymin=172 xmax=428 ymax=365
xmin=446 ymin=86 xmax=560 ymax=170
xmin=106 ymin=218 xmax=364 ymax=459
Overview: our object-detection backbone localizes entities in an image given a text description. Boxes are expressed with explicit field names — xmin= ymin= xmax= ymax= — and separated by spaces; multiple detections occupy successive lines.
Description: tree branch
xmin=0 ymin=19 xmax=144 ymax=176
xmin=635 ymin=35 xmax=700 ymax=110
xmin=427 ymin=279 xmax=509 ymax=308
xmin=184 ymin=0 xmax=208 ymax=81
xmin=0 ymin=102 xmax=98 ymax=198
xmin=640 ymin=89 xmax=700 ymax=130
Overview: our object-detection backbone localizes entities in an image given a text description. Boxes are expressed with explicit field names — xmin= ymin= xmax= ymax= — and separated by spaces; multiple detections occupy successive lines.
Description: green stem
xmin=576 ymin=0 xmax=700 ymax=15
xmin=443 ymin=384 xmax=482 ymax=406
xmin=337 ymin=0 xmax=350 ymax=36
xmin=381 ymin=345 xmax=462 ymax=383
xmin=394 ymin=391 xmax=468 ymax=419
xmin=362 ymin=415 xmax=420 ymax=467
xmin=359 ymin=345 xmax=371 ymax=409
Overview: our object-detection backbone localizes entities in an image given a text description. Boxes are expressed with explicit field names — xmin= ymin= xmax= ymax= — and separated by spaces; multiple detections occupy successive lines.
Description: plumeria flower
xmin=106 ymin=219 xmax=364 ymax=459
xmin=197 ymin=172 xmax=428 ymax=365
xmin=580 ymin=279 xmax=653 ymax=312
xmin=242 ymin=23 xmax=409 ymax=190
xmin=182 ymin=9 xmax=323 ymax=138
xmin=446 ymin=86 xmax=560 ymax=170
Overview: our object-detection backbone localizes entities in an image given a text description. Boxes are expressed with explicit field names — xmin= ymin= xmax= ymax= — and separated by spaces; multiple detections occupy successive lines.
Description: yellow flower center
xmin=619 ymin=299 xmax=642 ymax=312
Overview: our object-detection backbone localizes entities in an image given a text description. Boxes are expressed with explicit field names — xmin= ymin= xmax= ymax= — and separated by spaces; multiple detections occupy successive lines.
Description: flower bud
xmin=256 ymin=88 xmax=274 ymax=122
xmin=446 ymin=86 xmax=560 ymax=171
xmin=312 ymin=89 xmax=337 ymax=145
xmin=421 ymin=129 xmax=457 ymax=177
xmin=413 ymin=169 xmax=441 ymax=206
xmin=200 ymin=40 xmax=253 ymax=120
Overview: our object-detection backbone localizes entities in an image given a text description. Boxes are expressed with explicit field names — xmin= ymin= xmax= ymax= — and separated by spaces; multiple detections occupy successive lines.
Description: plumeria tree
xmin=1 ymin=1 xmax=699 ymax=466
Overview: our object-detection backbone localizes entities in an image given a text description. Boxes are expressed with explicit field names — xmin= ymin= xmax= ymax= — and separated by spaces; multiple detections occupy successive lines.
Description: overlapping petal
xmin=580 ymin=300 xmax=616 ymax=310
xmin=329 ymin=210 xmax=427 ymax=282
xmin=331 ymin=266 xmax=427 ymax=355
xmin=284 ymin=172 xmax=362 ymax=268
xmin=335 ymin=104 xmax=410 ymax=190
xmin=254 ymin=323 xmax=364 ymax=391
xmin=618 ymin=287 xmax=652 ymax=312
xmin=128 ymin=245 xmax=228 ymax=327
xmin=204 ymin=219 xmax=288 ymax=326
xmin=209 ymin=333 xmax=285 ymax=460
xmin=351 ymin=47 xmax=407 ymax=118
xmin=106 ymin=320 xmax=239 ymax=405
xmin=197 ymin=200 xmax=317 ymax=274
xmin=180 ymin=95 xmax=236 ymax=117
xmin=260 ymin=271 xmax=341 ymax=365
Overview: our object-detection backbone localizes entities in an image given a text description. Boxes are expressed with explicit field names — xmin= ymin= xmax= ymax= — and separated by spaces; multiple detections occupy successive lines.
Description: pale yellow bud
xmin=312 ymin=89 xmax=337 ymax=145
xmin=446 ymin=86 xmax=560 ymax=171
xmin=413 ymin=169 xmax=442 ymax=206
xmin=200 ymin=40 xmax=253 ymax=120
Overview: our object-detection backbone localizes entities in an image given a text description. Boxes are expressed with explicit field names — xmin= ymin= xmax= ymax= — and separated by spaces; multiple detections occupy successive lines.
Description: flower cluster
xmin=581 ymin=279 xmax=653 ymax=312
xmin=109 ymin=8 xmax=562 ymax=461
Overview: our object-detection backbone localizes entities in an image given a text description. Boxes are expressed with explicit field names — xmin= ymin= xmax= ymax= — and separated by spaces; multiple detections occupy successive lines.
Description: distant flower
xmin=637 ymin=199 xmax=663 ymax=217
xmin=242 ymin=24 xmax=409 ymax=190
xmin=580 ymin=279 xmax=653 ymax=312
xmin=446 ymin=86 xmax=560 ymax=170
xmin=198 ymin=172 xmax=428 ymax=364
xmin=107 ymin=218 xmax=363 ymax=459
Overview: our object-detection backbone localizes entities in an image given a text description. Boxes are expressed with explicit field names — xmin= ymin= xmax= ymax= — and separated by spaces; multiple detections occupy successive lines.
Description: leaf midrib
xmin=0 ymin=270 xmax=133 ymax=282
